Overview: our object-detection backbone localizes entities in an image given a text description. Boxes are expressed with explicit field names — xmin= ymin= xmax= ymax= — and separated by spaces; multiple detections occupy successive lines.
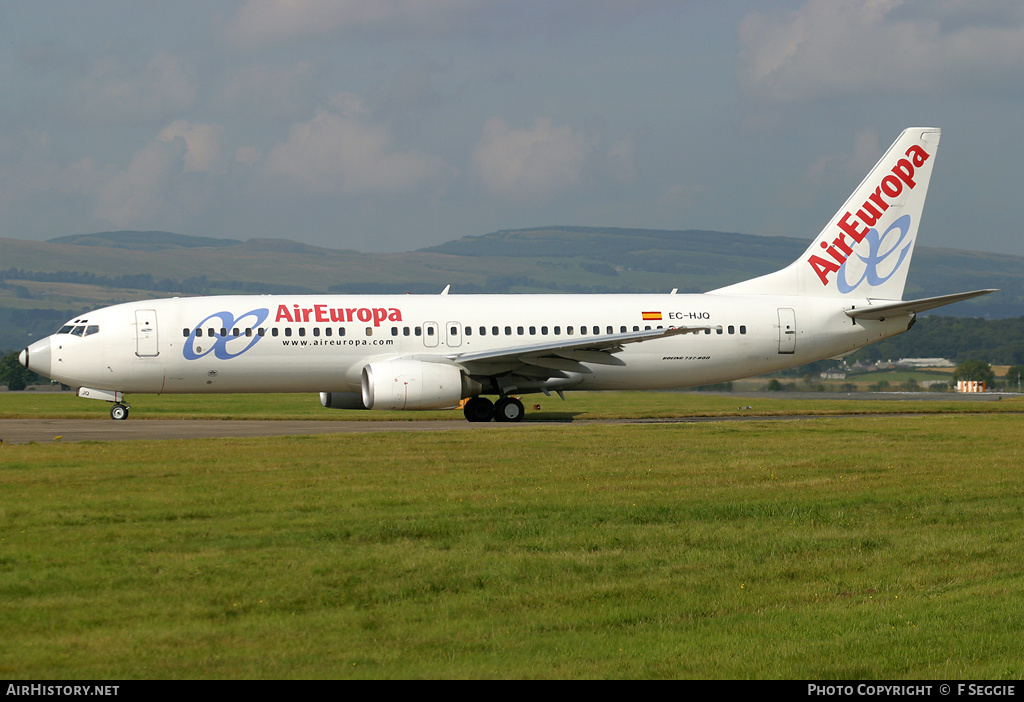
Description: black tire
xmin=463 ymin=397 xmax=494 ymax=422
xmin=493 ymin=397 xmax=524 ymax=423
xmin=110 ymin=404 xmax=129 ymax=421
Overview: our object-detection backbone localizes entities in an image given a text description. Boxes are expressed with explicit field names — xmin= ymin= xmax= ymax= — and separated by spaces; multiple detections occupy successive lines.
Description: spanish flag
xmin=641 ymin=311 xmax=662 ymax=321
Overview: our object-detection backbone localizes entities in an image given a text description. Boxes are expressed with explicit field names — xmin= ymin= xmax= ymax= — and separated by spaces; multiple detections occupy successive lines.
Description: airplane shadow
xmin=523 ymin=411 xmax=583 ymax=422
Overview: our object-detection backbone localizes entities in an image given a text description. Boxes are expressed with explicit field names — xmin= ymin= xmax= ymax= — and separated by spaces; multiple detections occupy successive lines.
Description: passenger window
xmin=465 ymin=327 xmax=471 ymax=336
xmin=245 ymin=328 xmax=253 ymax=337
xmin=517 ymin=326 xmax=523 ymax=335
xmin=392 ymin=327 xmax=399 ymax=336
xmin=505 ymin=326 xmax=512 ymax=336
xmin=529 ymin=326 xmax=536 ymax=335
xmin=541 ymin=326 xmax=548 ymax=335
xmin=740 ymin=325 xmax=747 ymax=334
xmin=728 ymin=325 xmax=735 ymax=334
xmin=313 ymin=328 xmax=321 ymax=337
xmin=579 ymin=326 xmax=587 ymax=335
xmin=285 ymin=328 xmax=292 ymax=337
xmin=325 ymin=328 xmax=332 ymax=337
xmin=567 ymin=326 xmax=574 ymax=335
xmin=298 ymin=328 xmax=306 ymax=337
xmin=366 ymin=327 xmax=373 ymax=336
xmin=554 ymin=326 xmax=561 ymax=335
xmin=272 ymin=328 xmax=279 ymax=337
xmin=339 ymin=327 xmax=346 ymax=337
xmin=492 ymin=326 xmax=499 ymax=336
xmin=426 ymin=326 xmax=434 ymax=336
xmin=620 ymin=326 xmax=626 ymax=333
xmin=183 ymin=328 xmax=191 ymax=338
xmin=259 ymin=328 xmax=266 ymax=337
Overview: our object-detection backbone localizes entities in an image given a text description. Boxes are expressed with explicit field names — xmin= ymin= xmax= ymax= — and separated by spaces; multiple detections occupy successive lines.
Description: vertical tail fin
xmin=711 ymin=127 xmax=940 ymax=300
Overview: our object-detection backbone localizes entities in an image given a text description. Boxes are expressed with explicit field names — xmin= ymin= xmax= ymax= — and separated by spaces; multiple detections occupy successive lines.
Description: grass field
xmin=1 ymin=393 xmax=1023 ymax=679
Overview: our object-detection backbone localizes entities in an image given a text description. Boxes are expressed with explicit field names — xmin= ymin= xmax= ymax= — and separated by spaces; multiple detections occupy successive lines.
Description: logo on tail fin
xmin=807 ymin=143 xmax=931 ymax=287
xmin=835 ymin=215 xmax=913 ymax=293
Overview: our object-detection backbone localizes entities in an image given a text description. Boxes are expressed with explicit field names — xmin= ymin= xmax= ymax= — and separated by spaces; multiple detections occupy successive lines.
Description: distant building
xmin=896 ymin=358 xmax=955 ymax=368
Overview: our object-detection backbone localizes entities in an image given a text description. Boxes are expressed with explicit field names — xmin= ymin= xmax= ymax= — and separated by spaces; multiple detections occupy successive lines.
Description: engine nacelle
xmin=361 ymin=360 xmax=476 ymax=410
xmin=319 ymin=392 xmax=368 ymax=410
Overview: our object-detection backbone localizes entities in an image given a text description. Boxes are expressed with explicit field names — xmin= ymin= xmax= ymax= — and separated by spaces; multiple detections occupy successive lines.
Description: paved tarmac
xmin=1 ymin=391 xmax=1016 ymax=444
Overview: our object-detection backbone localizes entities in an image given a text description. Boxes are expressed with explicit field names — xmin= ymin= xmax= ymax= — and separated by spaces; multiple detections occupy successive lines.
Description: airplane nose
xmin=21 ymin=338 xmax=52 ymax=378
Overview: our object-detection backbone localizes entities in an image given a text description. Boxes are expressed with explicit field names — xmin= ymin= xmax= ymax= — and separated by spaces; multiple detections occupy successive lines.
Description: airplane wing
xmin=845 ymin=289 xmax=997 ymax=321
xmin=444 ymin=325 xmax=710 ymax=378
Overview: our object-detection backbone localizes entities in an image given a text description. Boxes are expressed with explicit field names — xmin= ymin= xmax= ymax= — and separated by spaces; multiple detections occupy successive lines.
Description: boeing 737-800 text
xmin=19 ymin=128 xmax=993 ymax=422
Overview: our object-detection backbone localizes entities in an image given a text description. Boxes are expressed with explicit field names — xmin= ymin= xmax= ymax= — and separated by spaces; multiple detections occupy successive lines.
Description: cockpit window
xmin=57 ymin=318 xmax=99 ymax=335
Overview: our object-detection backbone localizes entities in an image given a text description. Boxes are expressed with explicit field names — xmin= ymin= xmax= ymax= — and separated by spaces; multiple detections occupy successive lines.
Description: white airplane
xmin=20 ymin=127 xmax=993 ymax=422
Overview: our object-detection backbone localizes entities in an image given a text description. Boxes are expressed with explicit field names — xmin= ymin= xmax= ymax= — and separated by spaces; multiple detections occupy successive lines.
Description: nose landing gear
xmin=110 ymin=403 xmax=130 ymax=420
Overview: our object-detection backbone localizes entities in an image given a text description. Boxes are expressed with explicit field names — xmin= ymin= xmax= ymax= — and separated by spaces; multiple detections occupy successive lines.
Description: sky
xmin=1 ymin=0 xmax=1023 ymax=255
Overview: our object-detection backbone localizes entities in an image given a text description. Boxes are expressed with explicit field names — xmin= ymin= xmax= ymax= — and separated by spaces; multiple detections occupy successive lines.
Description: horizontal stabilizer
xmin=845 ymin=290 xmax=996 ymax=320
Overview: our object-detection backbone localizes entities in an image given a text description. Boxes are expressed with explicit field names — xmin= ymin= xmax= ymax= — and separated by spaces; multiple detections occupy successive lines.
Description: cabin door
xmin=777 ymin=308 xmax=796 ymax=354
xmin=135 ymin=309 xmax=159 ymax=357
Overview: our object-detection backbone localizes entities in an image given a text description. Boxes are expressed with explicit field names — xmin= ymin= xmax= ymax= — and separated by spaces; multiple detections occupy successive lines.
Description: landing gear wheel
xmin=110 ymin=403 xmax=129 ymax=421
xmin=463 ymin=396 xmax=494 ymax=423
xmin=493 ymin=397 xmax=525 ymax=423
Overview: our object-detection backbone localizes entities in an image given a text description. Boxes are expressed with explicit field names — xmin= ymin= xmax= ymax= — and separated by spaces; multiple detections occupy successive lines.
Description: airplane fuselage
xmin=25 ymin=292 xmax=909 ymax=397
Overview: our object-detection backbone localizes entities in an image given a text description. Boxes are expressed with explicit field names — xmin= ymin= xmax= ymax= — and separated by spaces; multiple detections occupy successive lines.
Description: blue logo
xmin=183 ymin=308 xmax=269 ymax=360
xmin=837 ymin=214 xmax=913 ymax=294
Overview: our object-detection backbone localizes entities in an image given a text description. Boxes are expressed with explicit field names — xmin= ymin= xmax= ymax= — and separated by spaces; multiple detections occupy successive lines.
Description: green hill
xmin=48 ymin=230 xmax=244 ymax=250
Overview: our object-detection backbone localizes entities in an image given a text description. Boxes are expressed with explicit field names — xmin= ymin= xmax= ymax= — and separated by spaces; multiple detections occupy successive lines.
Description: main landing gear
xmin=463 ymin=396 xmax=525 ymax=423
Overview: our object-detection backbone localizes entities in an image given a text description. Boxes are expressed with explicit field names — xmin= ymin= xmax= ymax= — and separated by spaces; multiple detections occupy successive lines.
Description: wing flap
xmin=449 ymin=324 xmax=708 ymax=376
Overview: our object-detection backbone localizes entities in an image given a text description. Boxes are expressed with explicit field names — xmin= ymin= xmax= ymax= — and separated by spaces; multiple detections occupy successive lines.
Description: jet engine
xmin=319 ymin=392 xmax=368 ymax=410
xmin=361 ymin=360 xmax=478 ymax=410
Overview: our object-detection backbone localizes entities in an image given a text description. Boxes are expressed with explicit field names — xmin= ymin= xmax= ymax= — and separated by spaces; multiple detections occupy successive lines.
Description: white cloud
xmin=263 ymin=100 xmax=450 ymax=194
xmin=157 ymin=121 xmax=224 ymax=174
xmin=472 ymin=117 xmax=593 ymax=200
xmin=94 ymin=139 xmax=187 ymax=227
xmin=739 ymin=0 xmax=1024 ymax=102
